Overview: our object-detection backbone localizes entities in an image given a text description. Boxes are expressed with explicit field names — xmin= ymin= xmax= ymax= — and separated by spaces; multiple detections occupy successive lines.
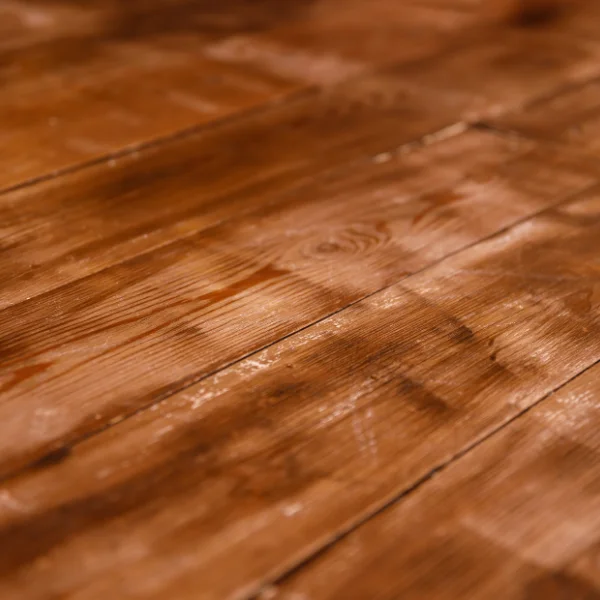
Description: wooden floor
xmin=2 ymin=1 xmax=600 ymax=598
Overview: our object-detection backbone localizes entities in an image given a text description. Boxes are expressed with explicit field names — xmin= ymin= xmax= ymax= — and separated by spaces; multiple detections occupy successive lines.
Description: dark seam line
xmin=248 ymin=356 xmax=600 ymax=598
xmin=0 ymin=115 xmax=465 ymax=316
xmin=0 ymin=84 xmax=317 ymax=200
xmin=4 ymin=38 xmax=598 ymax=309
xmin=2 ymin=171 xmax=595 ymax=485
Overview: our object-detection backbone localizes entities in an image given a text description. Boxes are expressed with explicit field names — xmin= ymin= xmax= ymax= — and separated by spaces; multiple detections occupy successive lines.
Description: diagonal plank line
xmin=0 ymin=34 xmax=471 ymax=203
xmin=3 ymin=162 xmax=597 ymax=485
xmin=0 ymin=116 xmax=468 ymax=315
xmin=0 ymin=85 xmax=317 ymax=201
xmin=474 ymin=73 xmax=600 ymax=139
xmin=3 ymin=32 xmax=598 ymax=311
xmin=6 ymin=61 xmax=596 ymax=313
xmin=248 ymin=354 xmax=600 ymax=599
xmin=1 ymin=18 xmax=591 ymax=202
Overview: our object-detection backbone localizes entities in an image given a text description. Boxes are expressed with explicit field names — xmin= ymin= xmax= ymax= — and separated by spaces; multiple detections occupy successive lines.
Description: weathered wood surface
xmin=0 ymin=0 xmax=298 ymax=192
xmin=2 ymin=0 xmax=599 ymax=193
xmin=390 ymin=28 xmax=600 ymax=121
xmin=273 ymin=360 xmax=600 ymax=600
xmin=0 ymin=69 xmax=468 ymax=310
xmin=0 ymin=0 xmax=472 ymax=194
xmin=6 ymin=23 xmax=600 ymax=310
xmin=2 ymin=1 xmax=600 ymax=599
xmin=5 ymin=127 xmax=597 ymax=478
xmin=2 ymin=181 xmax=600 ymax=600
xmin=492 ymin=78 xmax=600 ymax=154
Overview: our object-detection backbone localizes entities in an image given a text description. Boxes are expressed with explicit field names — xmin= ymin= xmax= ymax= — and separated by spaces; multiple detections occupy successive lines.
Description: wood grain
xmin=2 ymin=183 xmax=600 ymax=599
xmin=0 ymin=0 xmax=299 ymax=192
xmin=491 ymin=79 xmax=600 ymax=153
xmin=5 ymin=24 xmax=600 ymax=309
xmin=2 ymin=0 xmax=598 ymax=196
xmin=391 ymin=27 xmax=600 ymax=121
xmin=0 ymin=0 xmax=470 ymax=194
xmin=273 ymin=361 xmax=600 ymax=600
xmin=0 ymin=68 xmax=469 ymax=310
xmin=0 ymin=128 xmax=596 ymax=479
xmin=3 ymin=3 xmax=600 ymax=598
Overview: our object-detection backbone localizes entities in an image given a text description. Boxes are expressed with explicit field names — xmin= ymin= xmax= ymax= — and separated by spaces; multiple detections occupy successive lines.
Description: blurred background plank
xmin=2 ymin=1 xmax=600 ymax=599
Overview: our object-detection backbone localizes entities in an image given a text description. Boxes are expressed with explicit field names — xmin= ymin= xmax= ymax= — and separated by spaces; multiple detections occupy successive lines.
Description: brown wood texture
xmin=273 ymin=360 xmax=600 ymax=600
xmin=492 ymin=78 xmax=600 ymax=153
xmin=6 ymin=19 xmax=600 ymax=310
xmin=0 ymin=69 xmax=468 ymax=311
xmin=0 ymin=0 xmax=472 ymax=194
xmin=2 ymin=176 xmax=600 ymax=600
xmin=5 ymin=128 xmax=596 ymax=478
xmin=2 ymin=1 xmax=600 ymax=599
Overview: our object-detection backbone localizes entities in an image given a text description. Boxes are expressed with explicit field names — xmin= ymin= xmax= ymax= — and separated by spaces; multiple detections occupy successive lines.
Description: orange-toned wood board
xmin=2 ymin=1 xmax=600 ymax=599
xmin=2 ymin=177 xmax=600 ymax=600
xmin=491 ymin=78 xmax=600 ymax=153
xmin=1 ymin=130 xmax=596 ymax=477
xmin=272 ymin=360 xmax=600 ymax=600
xmin=0 ymin=70 xmax=470 ymax=311
xmin=0 ymin=0 xmax=472 ymax=194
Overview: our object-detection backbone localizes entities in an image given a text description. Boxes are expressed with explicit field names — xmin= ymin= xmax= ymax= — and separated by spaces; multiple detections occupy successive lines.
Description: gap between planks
xmin=249 ymin=354 xmax=600 ymax=600
xmin=3 ymin=165 xmax=596 ymax=487
xmin=0 ymin=85 xmax=316 ymax=200
xmin=2 ymin=17 xmax=596 ymax=202
xmin=5 ymin=35 xmax=600 ymax=480
xmin=5 ymin=35 xmax=600 ymax=315
xmin=3 ymin=155 xmax=600 ymax=599
xmin=0 ymin=116 xmax=469 ymax=313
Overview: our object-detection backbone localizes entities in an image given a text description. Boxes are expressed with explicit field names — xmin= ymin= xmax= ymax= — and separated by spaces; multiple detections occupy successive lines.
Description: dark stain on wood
xmin=2 ymin=1 xmax=600 ymax=598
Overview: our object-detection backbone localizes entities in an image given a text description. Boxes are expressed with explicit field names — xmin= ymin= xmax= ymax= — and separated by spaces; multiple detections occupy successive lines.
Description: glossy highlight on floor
xmin=1 ymin=1 xmax=600 ymax=598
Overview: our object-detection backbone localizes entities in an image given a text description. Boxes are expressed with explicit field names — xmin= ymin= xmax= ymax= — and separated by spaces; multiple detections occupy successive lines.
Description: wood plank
xmin=204 ymin=13 xmax=600 ymax=128
xmin=3 ymin=0 xmax=599 ymax=195
xmin=272 ymin=361 xmax=600 ymax=600
xmin=0 ymin=1 xmax=300 ymax=191
xmin=0 ymin=129 xmax=594 ymax=477
xmin=391 ymin=27 xmax=600 ymax=121
xmin=0 ymin=0 xmax=466 ymax=193
xmin=437 ymin=0 xmax=600 ymax=37
xmin=0 ymin=0 xmax=299 ymax=53
xmin=203 ymin=0 xmax=471 ymax=69
xmin=0 ymin=70 xmax=470 ymax=311
xmin=511 ymin=0 xmax=600 ymax=40
xmin=491 ymin=79 xmax=600 ymax=154
xmin=2 ymin=182 xmax=600 ymax=599
xmin=6 ymin=20 xmax=600 ymax=312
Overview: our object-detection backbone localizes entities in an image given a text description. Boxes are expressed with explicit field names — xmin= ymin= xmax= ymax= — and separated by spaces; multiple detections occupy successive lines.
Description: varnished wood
xmin=2 ymin=0 xmax=599 ymax=194
xmin=492 ymin=78 xmax=600 ymax=153
xmin=0 ymin=0 xmax=471 ymax=194
xmin=0 ymin=68 xmax=468 ymax=310
xmin=4 ymin=128 xmax=597 ymax=479
xmin=2 ymin=184 xmax=600 ymax=599
xmin=391 ymin=28 xmax=600 ymax=121
xmin=2 ymin=1 xmax=600 ymax=599
xmin=0 ymin=0 xmax=298 ymax=192
xmin=6 ymin=22 xmax=600 ymax=311
xmin=273 ymin=360 xmax=600 ymax=600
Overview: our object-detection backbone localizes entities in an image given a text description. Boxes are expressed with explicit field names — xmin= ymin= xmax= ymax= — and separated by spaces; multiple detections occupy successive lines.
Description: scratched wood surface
xmin=7 ymin=128 xmax=596 ymax=477
xmin=3 ymin=187 xmax=600 ymax=599
xmin=273 ymin=361 xmax=600 ymax=600
xmin=2 ymin=1 xmax=600 ymax=599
